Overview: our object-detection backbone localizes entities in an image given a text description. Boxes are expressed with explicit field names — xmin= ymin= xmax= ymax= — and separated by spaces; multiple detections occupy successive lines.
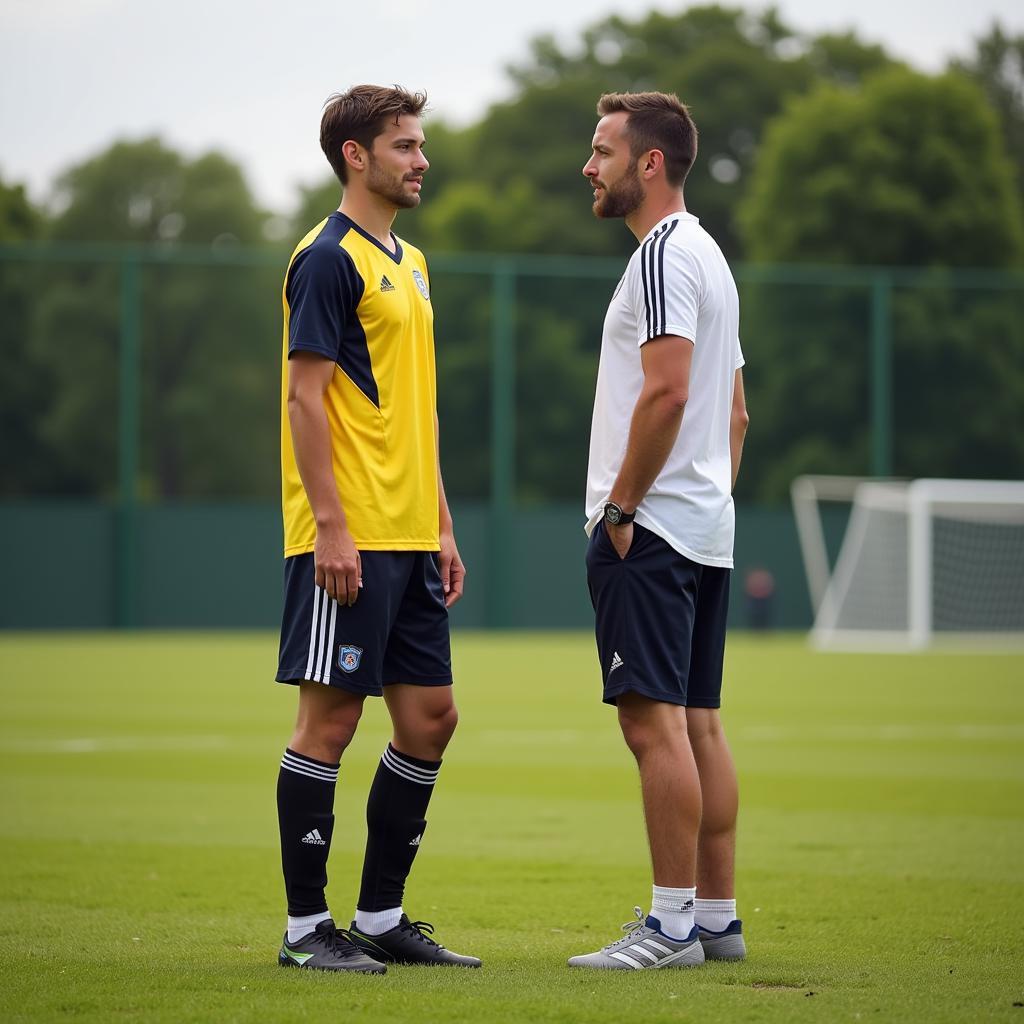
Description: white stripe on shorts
xmin=304 ymin=585 xmax=323 ymax=680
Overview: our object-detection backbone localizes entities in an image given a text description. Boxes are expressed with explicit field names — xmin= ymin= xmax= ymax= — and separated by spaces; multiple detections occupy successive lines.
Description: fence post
xmin=116 ymin=255 xmax=141 ymax=628
xmin=488 ymin=260 xmax=516 ymax=628
xmin=870 ymin=272 xmax=893 ymax=477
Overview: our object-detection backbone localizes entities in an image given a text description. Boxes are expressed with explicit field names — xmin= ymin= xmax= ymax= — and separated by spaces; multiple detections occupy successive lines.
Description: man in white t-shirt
xmin=568 ymin=92 xmax=750 ymax=972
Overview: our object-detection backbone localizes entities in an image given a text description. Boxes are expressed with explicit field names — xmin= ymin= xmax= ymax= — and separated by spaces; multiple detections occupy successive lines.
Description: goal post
xmin=792 ymin=476 xmax=1024 ymax=650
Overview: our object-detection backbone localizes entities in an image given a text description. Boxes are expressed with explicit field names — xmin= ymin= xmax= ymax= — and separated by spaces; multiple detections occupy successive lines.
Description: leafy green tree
xmin=742 ymin=69 xmax=1023 ymax=265
xmin=0 ymin=177 xmax=52 ymax=496
xmin=738 ymin=69 xmax=1024 ymax=499
xmin=35 ymin=139 xmax=278 ymax=497
xmin=0 ymin=178 xmax=41 ymax=242
xmin=953 ymin=23 xmax=1024 ymax=200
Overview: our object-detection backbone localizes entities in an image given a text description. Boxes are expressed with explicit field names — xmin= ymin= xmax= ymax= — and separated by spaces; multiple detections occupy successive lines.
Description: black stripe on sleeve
xmin=640 ymin=234 xmax=654 ymax=340
xmin=655 ymin=219 xmax=680 ymax=338
xmin=647 ymin=227 xmax=660 ymax=336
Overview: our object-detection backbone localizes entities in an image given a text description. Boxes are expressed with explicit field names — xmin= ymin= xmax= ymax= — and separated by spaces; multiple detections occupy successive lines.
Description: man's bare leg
xmin=686 ymin=707 xmax=737 ymax=897
xmin=617 ymin=693 xmax=702 ymax=886
xmin=686 ymin=706 xmax=745 ymax=958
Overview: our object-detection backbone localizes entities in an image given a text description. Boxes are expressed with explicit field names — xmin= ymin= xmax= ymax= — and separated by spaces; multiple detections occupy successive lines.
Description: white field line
xmin=2 ymin=724 xmax=1022 ymax=755
xmin=0 ymin=735 xmax=232 ymax=754
xmin=738 ymin=724 xmax=1024 ymax=742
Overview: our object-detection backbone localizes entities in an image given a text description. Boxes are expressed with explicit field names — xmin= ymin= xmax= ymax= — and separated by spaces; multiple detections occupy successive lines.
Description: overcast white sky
xmin=2 ymin=0 xmax=1021 ymax=213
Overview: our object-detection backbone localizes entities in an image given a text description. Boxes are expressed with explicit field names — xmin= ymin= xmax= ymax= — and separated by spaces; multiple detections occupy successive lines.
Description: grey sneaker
xmin=697 ymin=919 xmax=746 ymax=960
xmin=279 ymin=918 xmax=387 ymax=973
xmin=567 ymin=907 xmax=705 ymax=970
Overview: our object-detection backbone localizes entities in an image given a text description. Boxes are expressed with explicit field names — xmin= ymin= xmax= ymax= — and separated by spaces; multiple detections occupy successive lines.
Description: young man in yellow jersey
xmin=275 ymin=85 xmax=479 ymax=973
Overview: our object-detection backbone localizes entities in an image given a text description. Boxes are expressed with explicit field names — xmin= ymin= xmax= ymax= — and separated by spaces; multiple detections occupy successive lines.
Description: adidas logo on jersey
xmin=409 ymin=833 xmax=422 ymax=847
xmin=609 ymin=651 xmax=624 ymax=674
xmin=380 ymin=275 xmax=395 ymax=292
xmin=301 ymin=829 xmax=326 ymax=846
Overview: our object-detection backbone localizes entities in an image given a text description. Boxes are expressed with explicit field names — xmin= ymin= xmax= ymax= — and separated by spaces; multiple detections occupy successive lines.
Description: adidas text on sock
xmin=651 ymin=885 xmax=696 ymax=940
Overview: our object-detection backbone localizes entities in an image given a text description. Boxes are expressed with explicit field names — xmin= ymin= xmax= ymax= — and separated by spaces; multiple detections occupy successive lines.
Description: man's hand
xmin=604 ymin=521 xmax=634 ymax=560
xmin=438 ymin=529 xmax=466 ymax=607
xmin=314 ymin=524 xmax=361 ymax=606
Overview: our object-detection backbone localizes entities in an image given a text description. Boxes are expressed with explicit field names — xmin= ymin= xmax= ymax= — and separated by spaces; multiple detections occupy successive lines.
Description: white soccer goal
xmin=792 ymin=476 xmax=1024 ymax=650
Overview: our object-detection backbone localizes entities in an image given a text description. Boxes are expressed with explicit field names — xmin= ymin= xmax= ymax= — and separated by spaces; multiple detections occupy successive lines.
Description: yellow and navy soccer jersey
xmin=280 ymin=212 xmax=439 ymax=556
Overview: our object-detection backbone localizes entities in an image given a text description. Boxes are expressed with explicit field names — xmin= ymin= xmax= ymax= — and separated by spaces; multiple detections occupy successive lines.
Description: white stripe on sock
xmin=281 ymin=754 xmax=338 ymax=784
xmin=282 ymin=763 xmax=336 ymax=783
xmin=281 ymin=751 xmax=338 ymax=780
xmin=381 ymin=747 xmax=439 ymax=785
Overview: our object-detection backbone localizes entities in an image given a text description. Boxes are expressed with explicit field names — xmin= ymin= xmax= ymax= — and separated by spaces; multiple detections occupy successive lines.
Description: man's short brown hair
xmin=320 ymin=85 xmax=428 ymax=185
xmin=597 ymin=92 xmax=698 ymax=188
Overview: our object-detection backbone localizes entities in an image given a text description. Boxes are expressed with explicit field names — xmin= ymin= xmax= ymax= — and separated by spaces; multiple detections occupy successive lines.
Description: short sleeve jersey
xmin=280 ymin=212 xmax=438 ymax=556
xmin=585 ymin=212 xmax=745 ymax=568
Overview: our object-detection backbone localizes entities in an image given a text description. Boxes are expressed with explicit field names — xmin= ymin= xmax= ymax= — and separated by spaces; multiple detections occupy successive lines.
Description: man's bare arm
xmin=604 ymin=335 xmax=693 ymax=558
xmin=287 ymin=351 xmax=360 ymax=605
xmin=434 ymin=413 xmax=465 ymax=607
xmin=608 ymin=335 xmax=693 ymax=511
xmin=730 ymin=367 xmax=749 ymax=491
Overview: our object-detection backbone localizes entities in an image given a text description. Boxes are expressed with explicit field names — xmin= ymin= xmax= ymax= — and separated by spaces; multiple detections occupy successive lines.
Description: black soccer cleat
xmin=348 ymin=914 xmax=482 ymax=967
xmin=279 ymin=918 xmax=387 ymax=973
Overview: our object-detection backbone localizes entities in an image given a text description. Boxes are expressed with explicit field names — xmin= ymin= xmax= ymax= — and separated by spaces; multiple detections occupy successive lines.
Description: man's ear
xmin=342 ymin=140 xmax=365 ymax=175
xmin=642 ymin=149 xmax=665 ymax=179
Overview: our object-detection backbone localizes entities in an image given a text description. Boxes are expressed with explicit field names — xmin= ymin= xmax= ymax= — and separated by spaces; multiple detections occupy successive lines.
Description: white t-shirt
xmin=585 ymin=212 xmax=744 ymax=568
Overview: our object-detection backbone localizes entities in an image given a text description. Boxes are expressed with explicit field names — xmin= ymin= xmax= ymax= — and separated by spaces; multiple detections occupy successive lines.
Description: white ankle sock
xmin=650 ymin=885 xmax=696 ymax=940
xmin=694 ymin=897 xmax=736 ymax=932
xmin=287 ymin=910 xmax=332 ymax=944
xmin=354 ymin=906 xmax=402 ymax=935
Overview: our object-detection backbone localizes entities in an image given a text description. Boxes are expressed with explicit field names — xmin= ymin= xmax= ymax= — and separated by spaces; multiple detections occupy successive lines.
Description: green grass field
xmin=1 ymin=632 xmax=1022 ymax=1023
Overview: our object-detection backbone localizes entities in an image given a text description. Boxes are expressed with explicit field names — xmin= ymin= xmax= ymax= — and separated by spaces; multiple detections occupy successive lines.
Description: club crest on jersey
xmin=338 ymin=645 xmax=363 ymax=673
xmin=412 ymin=269 xmax=429 ymax=299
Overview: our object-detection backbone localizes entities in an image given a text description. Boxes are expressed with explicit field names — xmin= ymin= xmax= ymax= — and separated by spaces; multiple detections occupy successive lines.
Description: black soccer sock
xmin=357 ymin=743 xmax=441 ymax=912
xmin=277 ymin=748 xmax=340 ymax=916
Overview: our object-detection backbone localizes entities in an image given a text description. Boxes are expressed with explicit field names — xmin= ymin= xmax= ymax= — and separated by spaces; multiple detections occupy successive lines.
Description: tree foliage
xmin=7 ymin=141 xmax=278 ymax=498
xmin=953 ymin=23 xmax=1024 ymax=202
xmin=741 ymin=68 xmax=1024 ymax=266
xmin=737 ymin=69 xmax=1024 ymax=499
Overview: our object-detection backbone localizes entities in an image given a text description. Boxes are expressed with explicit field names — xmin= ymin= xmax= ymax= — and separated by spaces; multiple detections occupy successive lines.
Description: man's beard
xmin=594 ymin=162 xmax=643 ymax=219
xmin=366 ymin=156 xmax=420 ymax=209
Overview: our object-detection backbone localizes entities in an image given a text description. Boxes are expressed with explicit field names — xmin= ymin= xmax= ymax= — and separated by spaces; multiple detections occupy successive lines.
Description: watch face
xmin=605 ymin=503 xmax=621 ymax=525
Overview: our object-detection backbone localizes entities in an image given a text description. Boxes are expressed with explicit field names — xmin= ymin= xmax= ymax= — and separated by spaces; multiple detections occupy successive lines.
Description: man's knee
xmin=390 ymin=691 xmax=459 ymax=760
xmin=617 ymin=695 xmax=683 ymax=759
xmin=293 ymin=688 xmax=364 ymax=760
xmin=421 ymin=699 xmax=459 ymax=748
xmin=686 ymin=707 xmax=725 ymax=746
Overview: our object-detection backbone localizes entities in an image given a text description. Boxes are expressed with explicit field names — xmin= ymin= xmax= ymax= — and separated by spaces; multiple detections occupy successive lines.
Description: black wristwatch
xmin=602 ymin=501 xmax=636 ymax=526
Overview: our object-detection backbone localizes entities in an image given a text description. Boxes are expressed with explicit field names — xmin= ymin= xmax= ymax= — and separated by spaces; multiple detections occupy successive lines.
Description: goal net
xmin=792 ymin=476 xmax=1024 ymax=650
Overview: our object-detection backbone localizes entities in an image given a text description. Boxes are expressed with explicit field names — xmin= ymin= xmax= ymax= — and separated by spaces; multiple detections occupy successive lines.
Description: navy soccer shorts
xmin=585 ymin=522 xmax=731 ymax=708
xmin=276 ymin=550 xmax=452 ymax=695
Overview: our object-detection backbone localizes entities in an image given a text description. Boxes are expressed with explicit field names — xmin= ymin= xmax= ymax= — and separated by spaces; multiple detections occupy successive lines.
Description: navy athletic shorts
xmin=585 ymin=521 xmax=730 ymax=708
xmin=276 ymin=551 xmax=452 ymax=695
